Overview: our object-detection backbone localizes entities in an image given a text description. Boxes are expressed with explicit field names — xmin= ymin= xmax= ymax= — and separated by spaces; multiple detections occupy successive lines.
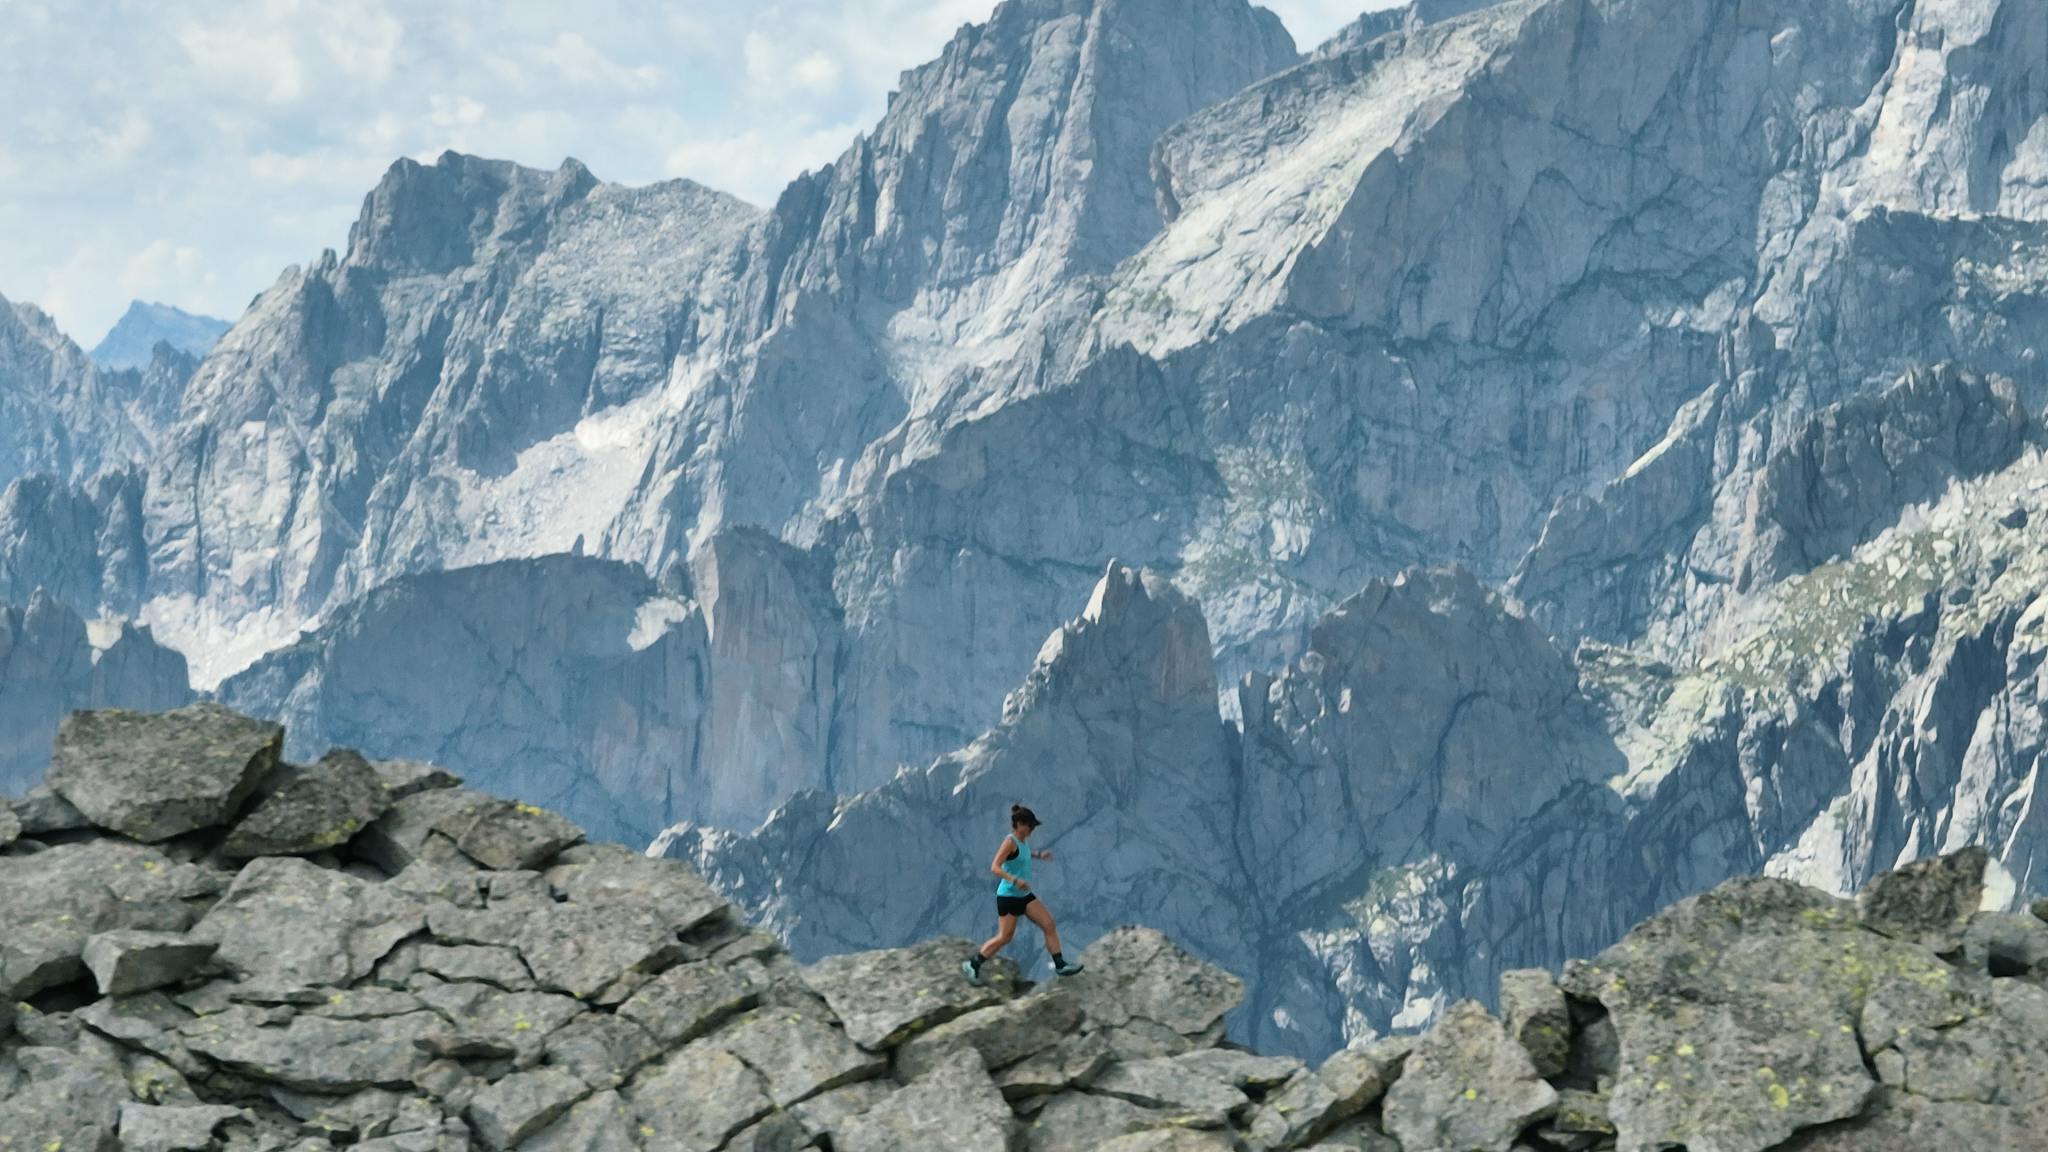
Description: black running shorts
xmin=996 ymin=893 xmax=1037 ymax=917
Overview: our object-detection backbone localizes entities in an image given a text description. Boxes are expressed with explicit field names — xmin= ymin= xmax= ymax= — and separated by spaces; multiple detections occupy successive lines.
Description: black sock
xmin=1052 ymin=952 xmax=1065 ymax=966
xmin=970 ymin=953 xmax=985 ymax=971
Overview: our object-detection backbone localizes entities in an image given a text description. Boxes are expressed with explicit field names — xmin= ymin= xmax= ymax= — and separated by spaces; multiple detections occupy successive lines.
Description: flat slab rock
xmin=225 ymin=747 xmax=393 ymax=858
xmin=836 ymin=1048 xmax=1013 ymax=1152
xmin=802 ymin=935 xmax=1005 ymax=1049
xmin=47 ymin=702 xmax=282 ymax=841
xmin=82 ymin=929 xmax=218 ymax=996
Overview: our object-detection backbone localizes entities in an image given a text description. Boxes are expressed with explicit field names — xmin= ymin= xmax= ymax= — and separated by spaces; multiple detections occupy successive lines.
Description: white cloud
xmin=1 ymin=0 xmax=1403 ymax=343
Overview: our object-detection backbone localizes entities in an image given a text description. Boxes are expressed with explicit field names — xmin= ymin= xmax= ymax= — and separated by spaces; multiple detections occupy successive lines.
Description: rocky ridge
xmin=5 ymin=703 xmax=2045 ymax=1152
xmin=89 ymin=302 xmax=231 ymax=373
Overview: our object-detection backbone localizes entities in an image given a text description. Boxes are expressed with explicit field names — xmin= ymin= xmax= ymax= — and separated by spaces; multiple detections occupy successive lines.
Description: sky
xmin=0 ymin=0 xmax=1390 ymax=345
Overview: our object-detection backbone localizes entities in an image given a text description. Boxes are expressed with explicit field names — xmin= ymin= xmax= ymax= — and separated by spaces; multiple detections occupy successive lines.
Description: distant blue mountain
xmin=89 ymin=300 xmax=229 ymax=370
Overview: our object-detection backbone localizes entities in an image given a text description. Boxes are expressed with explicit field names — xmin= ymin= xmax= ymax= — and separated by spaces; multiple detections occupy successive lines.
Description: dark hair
xmin=1010 ymin=803 xmax=1041 ymax=829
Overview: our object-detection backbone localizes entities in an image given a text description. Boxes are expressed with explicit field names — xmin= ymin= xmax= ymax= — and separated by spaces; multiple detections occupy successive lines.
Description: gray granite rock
xmin=1380 ymin=1002 xmax=1556 ymax=1152
xmin=836 ymin=1048 xmax=1013 ymax=1152
xmin=624 ymin=1042 xmax=774 ymax=1152
xmin=373 ymin=759 xmax=462 ymax=800
xmin=1245 ymin=1038 xmax=1409 ymax=1151
xmin=1499 ymin=969 xmax=1572 ymax=1078
xmin=48 ymin=702 xmax=280 ymax=841
xmin=803 ymin=937 xmax=1005 ymax=1050
xmin=0 ymin=1043 xmax=130 ymax=1152
xmin=353 ymin=786 xmax=498 ymax=874
xmin=0 ymin=838 xmax=208 ymax=999
xmin=1089 ymin=1055 xmax=1250 ymax=1124
xmin=12 ymin=782 xmax=89 ymax=833
xmin=183 ymin=1009 xmax=444 ymax=1092
xmin=542 ymin=1012 xmax=661 ymax=1090
xmin=191 ymin=856 xmax=423 ymax=996
xmin=467 ymin=1067 xmax=590 ymax=1149
xmin=1025 ymin=1091 xmax=1203 ymax=1152
xmin=995 ymin=1031 xmax=1115 ymax=1101
xmin=117 ymin=1102 xmax=246 ymax=1152
xmin=81 ymin=930 xmax=217 ymax=996
xmin=444 ymin=797 xmax=585 ymax=872
xmin=519 ymin=1090 xmax=639 ymax=1152
xmin=1074 ymin=928 xmax=1246 ymax=1040
xmin=713 ymin=1007 xmax=885 ymax=1106
xmin=1562 ymin=879 xmax=1888 ymax=1152
xmin=225 ymin=748 xmax=391 ymax=858
xmin=895 ymin=983 xmax=1084 ymax=1079
xmin=1857 ymin=846 xmax=1988 ymax=952
xmin=617 ymin=959 xmax=759 ymax=1046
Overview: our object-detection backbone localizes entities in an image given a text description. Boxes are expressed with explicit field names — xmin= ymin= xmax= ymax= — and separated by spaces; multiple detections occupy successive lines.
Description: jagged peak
xmin=344 ymin=151 xmax=602 ymax=275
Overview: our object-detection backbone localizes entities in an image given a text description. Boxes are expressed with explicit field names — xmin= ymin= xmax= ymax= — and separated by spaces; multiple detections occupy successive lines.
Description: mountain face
xmin=6 ymin=0 xmax=2048 ymax=1068
xmin=88 ymin=301 xmax=230 ymax=371
xmin=212 ymin=556 xmax=711 ymax=846
xmin=0 ymin=591 xmax=189 ymax=796
xmin=3 ymin=707 xmax=2042 ymax=1152
xmin=0 ymin=297 xmax=150 ymax=491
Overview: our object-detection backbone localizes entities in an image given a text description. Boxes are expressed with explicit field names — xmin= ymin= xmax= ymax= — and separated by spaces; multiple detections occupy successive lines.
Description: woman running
xmin=964 ymin=803 xmax=1083 ymax=984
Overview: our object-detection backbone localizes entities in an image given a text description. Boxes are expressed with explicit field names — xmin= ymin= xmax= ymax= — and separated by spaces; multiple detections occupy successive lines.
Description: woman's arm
xmin=990 ymin=839 xmax=1027 ymax=888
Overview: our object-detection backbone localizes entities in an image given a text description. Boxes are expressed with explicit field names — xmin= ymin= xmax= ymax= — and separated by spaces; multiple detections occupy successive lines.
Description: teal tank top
xmin=996 ymin=834 xmax=1034 ymax=896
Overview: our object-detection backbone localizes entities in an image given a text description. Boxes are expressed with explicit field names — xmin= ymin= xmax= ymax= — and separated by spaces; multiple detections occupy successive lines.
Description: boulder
xmin=1380 ymin=1001 xmax=1557 ymax=1152
xmin=1092 ymin=1133 xmax=1238 ymax=1152
xmin=712 ymin=1007 xmax=886 ymax=1106
xmin=1562 ymin=879 xmax=1883 ymax=1152
xmin=1026 ymin=1091 xmax=1202 ymax=1152
xmin=894 ymin=983 xmax=1085 ymax=1079
xmin=1499 ymin=969 xmax=1571 ymax=1077
xmin=12 ymin=783 xmax=89 ymax=833
xmin=0 ymin=1044 xmax=130 ymax=1152
xmin=1246 ymin=1037 xmax=1409 ymax=1150
xmin=444 ymin=797 xmax=586 ymax=871
xmin=47 ymin=703 xmax=281 ymax=841
xmin=182 ymin=1008 xmax=445 ymax=1092
xmin=225 ymin=748 xmax=392 ymax=858
xmin=803 ymin=936 xmax=1006 ymax=1049
xmin=191 ymin=855 xmax=423 ymax=996
xmin=836 ymin=1048 xmax=1014 ymax=1152
xmin=1169 ymin=1048 xmax=1306 ymax=1091
xmin=81 ymin=929 xmax=218 ymax=996
xmin=0 ymin=802 xmax=18 ymax=847
xmin=1072 ymin=928 xmax=1245 ymax=1041
xmin=0 ymin=839 xmax=210 ymax=999
xmin=518 ymin=1090 xmax=640 ymax=1152
xmin=625 ymin=1042 xmax=775 ymax=1152
xmin=542 ymin=1012 xmax=663 ymax=1090
xmin=353 ymin=786 xmax=498 ymax=874
xmin=1089 ymin=1055 xmax=1250 ymax=1125
xmin=117 ymin=1102 xmax=247 ymax=1152
xmin=467 ymin=1067 xmax=591 ymax=1149
xmin=617 ymin=959 xmax=760 ymax=1046
xmin=1857 ymin=848 xmax=1988 ymax=952
xmin=373 ymin=758 xmax=462 ymax=800
xmin=995 ymin=1031 xmax=1114 ymax=1100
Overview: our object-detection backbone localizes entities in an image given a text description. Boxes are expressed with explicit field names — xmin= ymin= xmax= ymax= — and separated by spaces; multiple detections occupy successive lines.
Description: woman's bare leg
xmin=1023 ymin=900 xmax=1063 ymax=956
xmin=979 ymin=915 xmax=1018 ymax=959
